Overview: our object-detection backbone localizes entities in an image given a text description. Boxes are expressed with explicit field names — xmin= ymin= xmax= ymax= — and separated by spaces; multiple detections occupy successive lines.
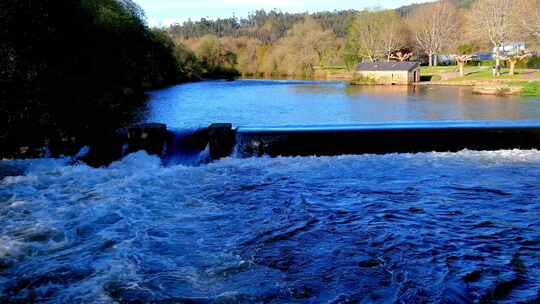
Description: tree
xmin=305 ymin=20 xmax=338 ymax=68
xmin=261 ymin=17 xmax=337 ymax=77
xmin=511 ymin=0 xmax=540 ymax=43
xmin=409 ymin=0 xmax=458 ymax=66
xmin=389 ymin=49 xmax=413 ymax=61
xmin=347 ymin=10 xmax=405 ymax=63
xmin=470 ymin=0 xmax=514 ymax=68
xmin=197 ymin=35 xmax=237 ymax=73
xmin=380 ymin=11 xmax=407 ymax=62
xmin=500 ymin=50 xmax=532 ymax=75
xmin=0 ymin=0 xmax=193 ymax=157
xmin=454 ymin=44 xmax=474 ymax=77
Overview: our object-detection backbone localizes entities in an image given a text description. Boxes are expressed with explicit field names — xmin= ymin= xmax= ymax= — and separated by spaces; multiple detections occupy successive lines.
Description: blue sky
xmin=134 ymin=0 xmax=431 ymax=27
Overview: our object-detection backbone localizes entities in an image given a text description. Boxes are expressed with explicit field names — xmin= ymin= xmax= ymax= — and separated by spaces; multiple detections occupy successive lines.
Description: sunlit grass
xmin=449 ymin=69 xmax=526 ymax=81
xmin=521 ymin=81 xmax=540 ymax=96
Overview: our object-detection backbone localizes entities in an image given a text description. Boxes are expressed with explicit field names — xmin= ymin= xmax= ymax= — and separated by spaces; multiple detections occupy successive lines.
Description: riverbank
xmin=314 ymin=66 xmax=540 ymax=96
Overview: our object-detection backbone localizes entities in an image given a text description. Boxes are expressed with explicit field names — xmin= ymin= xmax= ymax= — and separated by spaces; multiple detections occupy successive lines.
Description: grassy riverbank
xmin=316 ymin=65 xmax=540 ymax=97
xmin=420 ymin=66 xmax=540 ymax=96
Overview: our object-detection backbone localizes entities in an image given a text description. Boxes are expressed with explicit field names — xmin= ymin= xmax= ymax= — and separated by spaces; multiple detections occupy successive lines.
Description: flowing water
xmin=2 ymin=80 xmax=540 ymax=303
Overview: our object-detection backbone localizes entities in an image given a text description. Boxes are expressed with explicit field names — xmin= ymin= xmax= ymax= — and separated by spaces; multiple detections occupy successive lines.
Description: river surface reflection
xmin=143 ymin=80 xmax=540 ymax=128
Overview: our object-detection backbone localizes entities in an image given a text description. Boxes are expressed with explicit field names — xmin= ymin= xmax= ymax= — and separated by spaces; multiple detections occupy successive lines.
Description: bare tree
xmin=389 ymin=50 xmax=413 ymax=61
xmin=499 ymin=50 xmax=532 ymax=75
xmin=453 ymin=44 xmax=474 ymax=77
xmin=409 ymin=0 xmax=458 ymax=66
xmin=348 ymin=10 xmax=405 ymax=62
xmin=380 ymin=11 xmax=407 ymax=62
xmin=511 ymin=0 xmax=540 ymax=43
xmin=470 ymin=0 xmax=514 ymax=68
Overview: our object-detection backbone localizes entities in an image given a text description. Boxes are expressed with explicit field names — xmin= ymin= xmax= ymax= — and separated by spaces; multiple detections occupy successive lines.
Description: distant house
xmin=494 ymin=42 xmax=526 ymax=56
xmin=355 ymin=62 xmax=420 ymax=85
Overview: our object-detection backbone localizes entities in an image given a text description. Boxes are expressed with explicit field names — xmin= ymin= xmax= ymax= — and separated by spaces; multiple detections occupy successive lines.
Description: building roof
xmin=356 ymin=61 xmax=419 ymax=72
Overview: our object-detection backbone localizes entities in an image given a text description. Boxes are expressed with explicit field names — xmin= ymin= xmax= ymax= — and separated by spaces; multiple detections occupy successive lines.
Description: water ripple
xmin=1 ymin=150 xmax=540 ymax=303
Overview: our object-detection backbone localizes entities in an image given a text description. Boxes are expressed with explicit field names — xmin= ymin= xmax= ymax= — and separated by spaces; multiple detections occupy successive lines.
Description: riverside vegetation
xmin=166 ymin=0 xmax=540 ymax=95
xmin=0 ymin=0 xmax=236 ymax=159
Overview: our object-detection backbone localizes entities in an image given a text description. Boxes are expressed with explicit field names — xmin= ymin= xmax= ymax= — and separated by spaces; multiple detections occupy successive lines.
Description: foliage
xmin=0 ymin=0 xmax=198 ymax=157
xmin=166 ymin=1 xmax=540 ymax=77
xmin=167 ymin=9 xmax=356 ymax=41
xmin=457 ymin=44 xmax=474 ymax=55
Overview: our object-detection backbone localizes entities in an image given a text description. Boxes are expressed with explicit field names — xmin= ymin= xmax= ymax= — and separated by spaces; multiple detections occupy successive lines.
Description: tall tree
xmin=347 ymin=10 xmax=406 ymax=63
xmin=381 ymin=11 xmax=408 ymax=62
xmin=409 ymin=0 xmax=458 ymax=66
xmin=470 ymin=0 xmax=514 ymax=68
xmin=511 ymin=0 xmax=540 ymax=44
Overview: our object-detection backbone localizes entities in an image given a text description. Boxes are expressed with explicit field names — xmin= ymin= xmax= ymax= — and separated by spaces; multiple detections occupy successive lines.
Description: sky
xmin=134 ymin=0 xmax=430 ymax=27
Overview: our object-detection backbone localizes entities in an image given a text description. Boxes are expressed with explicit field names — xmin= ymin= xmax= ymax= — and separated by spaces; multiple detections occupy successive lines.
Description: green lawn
xmin=420 ymin=66 xmax=538 ymax=82
xmin=420 ymin=66 xmax=458 ymax=76
xmin=521 ymin=81 xmax=540 ymax=96
xmin=449 ymin=68 xmax=526 ymax=81
xmin=419 ymin=65 xmax=540 ymax=96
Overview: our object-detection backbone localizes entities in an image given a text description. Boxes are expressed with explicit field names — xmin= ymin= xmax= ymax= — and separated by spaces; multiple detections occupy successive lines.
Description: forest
xmin=165 ymin=0 xmax=540 ymax=78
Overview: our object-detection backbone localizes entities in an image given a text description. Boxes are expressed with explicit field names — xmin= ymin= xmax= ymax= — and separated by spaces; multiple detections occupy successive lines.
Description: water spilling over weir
xmin=2 ymin=121 xmax=540 ymax=303
xmin=152 ymin=120 xmax=540 ymax=166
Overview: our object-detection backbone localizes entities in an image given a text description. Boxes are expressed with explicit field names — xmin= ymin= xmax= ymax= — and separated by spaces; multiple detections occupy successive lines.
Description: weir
xmin=76 ymin=121 xmax=540 ymax=166
xmin=228 ymin=121 xmax=540 ymax=158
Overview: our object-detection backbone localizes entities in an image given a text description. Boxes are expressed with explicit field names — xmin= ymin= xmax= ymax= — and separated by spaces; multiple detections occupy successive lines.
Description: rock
xmin=126 ymin=123 xmax=168 ymax=156
xmin=208 ymin=123 xmax=236 ymax=160
xmin=80 ymin=129 xmax=127 ymax=167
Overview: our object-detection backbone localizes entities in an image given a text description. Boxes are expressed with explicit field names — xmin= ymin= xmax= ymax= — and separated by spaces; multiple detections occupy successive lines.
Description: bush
xmin=0 ymin=0 xmax=195 ymax=157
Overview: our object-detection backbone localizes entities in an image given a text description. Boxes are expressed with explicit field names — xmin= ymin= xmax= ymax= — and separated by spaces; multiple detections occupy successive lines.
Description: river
xmin=142 ymin=80 xmax=540 ymax=128
xmin=1 ymin=80 xmax=540 ymax=303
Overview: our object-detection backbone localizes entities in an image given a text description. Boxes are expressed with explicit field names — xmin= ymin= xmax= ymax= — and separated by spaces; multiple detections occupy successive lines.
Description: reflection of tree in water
xmin=342 ymin=85 xmax=532 ymax=122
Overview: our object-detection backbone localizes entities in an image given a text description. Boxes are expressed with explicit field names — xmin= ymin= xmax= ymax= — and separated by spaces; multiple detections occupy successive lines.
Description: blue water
xmin=1 ymin=151 xmax=540 ymax=303
xmin=143 ymin=80 xmax=540 ymax=128
xmin=2 ymin=80 xmax=540 ymax=303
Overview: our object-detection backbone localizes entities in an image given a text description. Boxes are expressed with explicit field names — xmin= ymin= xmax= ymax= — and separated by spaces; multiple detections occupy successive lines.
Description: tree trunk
xmin=387 ymin=54 xmax=391 ymax=62
xmin=428 ymin=51 xmax=433 ymax=66
xmin=458 ymin=61 xmax=465 ymax=77
xmin=495 ymin=46 xmax=501 ymax=70
xmin=434 ymin=54 xmax=438 ymax=67
xmin=509 ymin=61 xmax=516 ymax=76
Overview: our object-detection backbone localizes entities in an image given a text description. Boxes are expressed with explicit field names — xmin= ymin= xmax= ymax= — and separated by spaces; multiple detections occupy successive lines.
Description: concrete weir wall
xmin=230 ymin=121 xmax=540 ymax=158
xmin=78 ymin=121 xmax=540 ymax=166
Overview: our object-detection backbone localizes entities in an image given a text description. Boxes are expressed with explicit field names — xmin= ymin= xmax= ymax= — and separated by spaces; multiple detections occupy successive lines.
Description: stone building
xmin=355 ymin=62 xmax=420 ymax=85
